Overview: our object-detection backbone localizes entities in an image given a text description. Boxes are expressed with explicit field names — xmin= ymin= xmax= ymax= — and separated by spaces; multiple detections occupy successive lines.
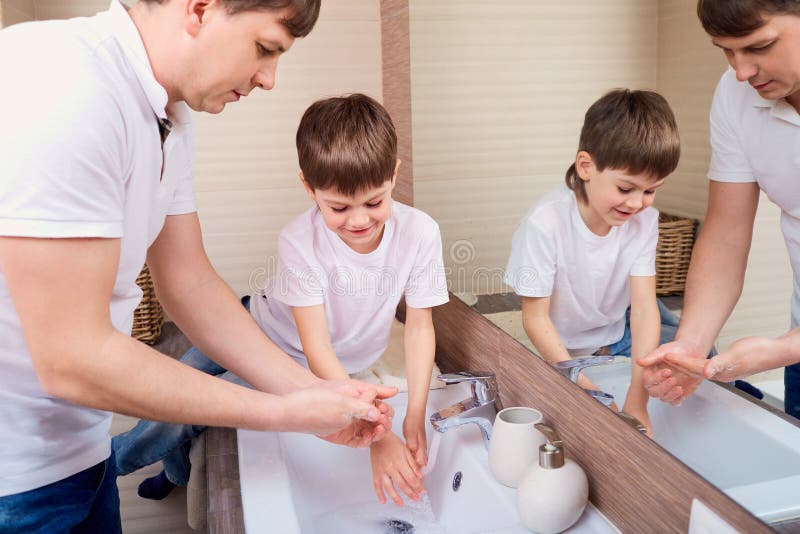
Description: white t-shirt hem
xmin=0 ymin=219 xmax=123 ymax=238
xmin=0 ymin=439 xmax=110 ymax=497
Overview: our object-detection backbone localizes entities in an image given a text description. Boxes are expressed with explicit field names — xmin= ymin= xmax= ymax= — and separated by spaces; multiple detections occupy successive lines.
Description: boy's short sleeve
xmin=270 ymin=231 xmax=326 ymax=307
xmin=504 ymin=216 xmax=556 ymax=297
xmin=629 ymin=209 xmax=659 ymax=277
xmin=404 ymin=221 xmax=449 ymax=309
xmin=708 ymin=70 xmax=756 ymax=184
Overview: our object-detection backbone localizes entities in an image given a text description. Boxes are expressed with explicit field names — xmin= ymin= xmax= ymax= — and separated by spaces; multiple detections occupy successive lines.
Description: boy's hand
xmin=403 ymin=415 xmax=428 ymax=468
xmin=620 ymin=402 xmax=653 ymax=437
xmin=370 ymin=432 xmax=425 ymax=505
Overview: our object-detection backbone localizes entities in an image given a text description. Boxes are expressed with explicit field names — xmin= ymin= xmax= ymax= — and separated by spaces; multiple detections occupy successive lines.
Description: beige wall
xmin=410 ymin=0 xmax=659 ymax=296
xmin=1 ymin=0 xmax=34 ymax=27
xmin=16 ymin=0 xmax=383 ymax=297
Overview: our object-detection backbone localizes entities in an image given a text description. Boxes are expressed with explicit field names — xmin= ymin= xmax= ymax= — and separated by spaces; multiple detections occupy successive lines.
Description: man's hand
xmin=637 ymin=340 xmax=705 ymax=405
xmin=370 ymin=432 xmax=425 ymax=505
xmin=700 ymin=336 xmax=790 ymax=382
xmin=402 ymin=415 xmax=428 ymax=468
xmin=280 ymin=380 xmax=396 ymax=447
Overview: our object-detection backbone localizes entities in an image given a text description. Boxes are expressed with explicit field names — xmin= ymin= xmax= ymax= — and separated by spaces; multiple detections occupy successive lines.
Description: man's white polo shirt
xmin=708 ymin=68 xmax=800 ymax=327
xmin=0 ymin=1 xmax=196 ymax=495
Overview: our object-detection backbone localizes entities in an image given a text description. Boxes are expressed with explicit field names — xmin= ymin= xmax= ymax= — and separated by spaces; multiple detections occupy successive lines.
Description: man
xmin=0 ymin=1 xmax=394 ymax=531
xmin=639 ymin=0 xmax=800 ymax=420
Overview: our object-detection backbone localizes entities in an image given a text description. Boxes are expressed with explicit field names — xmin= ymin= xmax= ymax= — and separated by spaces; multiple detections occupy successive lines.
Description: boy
xmin=505 ymin=89 xmax=681 ymax=434
xmin=114 ymin=93 xmax=449 ymax=506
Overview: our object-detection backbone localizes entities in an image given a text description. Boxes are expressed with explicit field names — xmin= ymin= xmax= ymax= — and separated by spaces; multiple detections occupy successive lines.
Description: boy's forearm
xmin=628 ymin=303 xmax=660 ymax=403
xmin=306 ymin=346 xmax=350 ymax=381
xmin=523 ymin=315 xmax=571 ymax=363
xmin=404 ymin=314 xmax=436 ymax=417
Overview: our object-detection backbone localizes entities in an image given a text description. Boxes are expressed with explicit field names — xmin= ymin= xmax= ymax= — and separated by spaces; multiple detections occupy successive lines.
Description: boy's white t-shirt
xmin=251 ymin=201 xmax=449 ymax=373
xmin=708 ymin=68 xmax=800 ymax=328
xmin=0 ymin=1 xmax=196 ymax=496
xmin=505 ymin=185 xmax=658 ymax=355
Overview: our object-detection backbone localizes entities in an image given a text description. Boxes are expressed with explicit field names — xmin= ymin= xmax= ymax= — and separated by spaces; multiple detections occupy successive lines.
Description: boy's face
xmin=180 ymin=0 xmax=295 ymax=113
xmin=711 ymin=13 xmax=800 ymax=109
xmin=576 ymin=151 xmax=664 ymax=235
xmin=302 ymin=163 xmax=399 ymax=254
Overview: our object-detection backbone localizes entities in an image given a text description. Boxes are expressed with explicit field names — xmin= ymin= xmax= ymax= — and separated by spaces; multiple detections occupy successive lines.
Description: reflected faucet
xmin=430 ymin=371 xmax=500 ymax=449
xmin=553 ymin=355 xmax=648 ymax=433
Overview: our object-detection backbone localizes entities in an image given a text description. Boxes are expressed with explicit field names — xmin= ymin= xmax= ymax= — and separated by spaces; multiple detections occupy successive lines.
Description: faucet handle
xmin=437 ymin=371 xmax=497 ymax=404
xmin=553 ymin=355 xmax=615 ymax=383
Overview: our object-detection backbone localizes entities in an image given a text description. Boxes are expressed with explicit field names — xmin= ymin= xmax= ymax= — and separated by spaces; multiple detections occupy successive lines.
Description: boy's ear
xmin=575 ymin=151 xmax=596 ymax=182
xmin=299 ymin=172 xmax=317 ymax=201
xmin=389 ymin=159 xmax=401 ymax=189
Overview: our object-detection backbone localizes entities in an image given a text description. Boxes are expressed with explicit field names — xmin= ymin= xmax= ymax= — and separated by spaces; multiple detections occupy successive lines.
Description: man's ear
xmin=184 ymin=0 xmax=215 ymax=37
xmin=299 ymin=172 xmax=316 ymax=201
xmin=575 ymin=151 xmax=596 ymax=182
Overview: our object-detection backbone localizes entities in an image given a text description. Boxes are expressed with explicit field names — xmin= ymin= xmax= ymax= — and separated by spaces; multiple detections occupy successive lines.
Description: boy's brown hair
xmin=139 ymin=0 xmax=320 ymax=37
xmin=697 ymin=0 xmax=800 ymax=38
xmin=565 ymin=89 xmax=680 ymax=204
xmin=296 ymin=93 xmax=398 ymax=196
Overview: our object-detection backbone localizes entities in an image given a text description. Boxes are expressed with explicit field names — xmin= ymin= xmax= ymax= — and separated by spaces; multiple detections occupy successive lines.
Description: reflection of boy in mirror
xmin=113 ymin=94 xmax=449 ymax=506
xmin=505 ymin=89 xmax=681 ymax=435
xmin=640 ymin=1 xmax=800 ymax=419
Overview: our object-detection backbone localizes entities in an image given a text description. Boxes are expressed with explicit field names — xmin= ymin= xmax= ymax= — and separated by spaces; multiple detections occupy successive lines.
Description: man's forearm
xmin=676 ymin=225 xmax=749 ymax=354
xmin=43 ymin=327 xmax=289 ymax=431
xmin=159 ymin=274 xmax=318 ymax=395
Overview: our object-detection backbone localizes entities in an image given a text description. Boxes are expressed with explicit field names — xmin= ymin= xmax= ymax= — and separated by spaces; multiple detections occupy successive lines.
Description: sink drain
xmin=383 ymin=518 xmax=414 ymax=534
xmin=452 ymin=471 xmax=463 ymax=492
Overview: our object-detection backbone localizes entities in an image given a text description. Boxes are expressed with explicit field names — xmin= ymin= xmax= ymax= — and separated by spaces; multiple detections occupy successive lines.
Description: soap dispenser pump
xmin=516 ymin=423 xmax=589 ymax=534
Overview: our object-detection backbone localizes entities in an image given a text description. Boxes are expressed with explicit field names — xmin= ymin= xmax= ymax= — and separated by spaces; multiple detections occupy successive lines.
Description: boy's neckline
xmin=570 ymin=193 xmax=618 ymax=241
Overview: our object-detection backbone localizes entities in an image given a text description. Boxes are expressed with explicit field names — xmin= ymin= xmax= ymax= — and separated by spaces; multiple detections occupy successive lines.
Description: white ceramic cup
xmin=488 ymin=406 xmax=546 ymax=488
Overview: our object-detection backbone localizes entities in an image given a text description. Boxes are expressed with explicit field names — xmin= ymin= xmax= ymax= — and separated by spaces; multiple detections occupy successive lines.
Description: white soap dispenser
xmin=516 ymin=423 xmax=589 ymax=534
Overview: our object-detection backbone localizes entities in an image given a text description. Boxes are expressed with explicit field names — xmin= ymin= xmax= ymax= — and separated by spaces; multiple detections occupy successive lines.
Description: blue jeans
xmin=113 ymin=296 xmax=250 ymax=486
xmin=785 ymin=362 xmax=800 ymax=420
xmin=605 ymin=299 xmax=680 ymax=356
xmin=0 ymin=450 xmax=121 ymax=534
xmin=112 ymin=346 xmax=228 ymax=486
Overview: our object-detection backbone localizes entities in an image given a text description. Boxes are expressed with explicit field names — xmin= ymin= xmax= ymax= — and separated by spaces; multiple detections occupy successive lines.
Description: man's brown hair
xmin=140 ymin=0 xmax=320 ymax=37
xmin=697 ymin=0 xmax=800 ymax=38
xmin=296 ymin=93 xmax=398 ymax=196
xmin=565 ymin=89 xmax=680 ymax=204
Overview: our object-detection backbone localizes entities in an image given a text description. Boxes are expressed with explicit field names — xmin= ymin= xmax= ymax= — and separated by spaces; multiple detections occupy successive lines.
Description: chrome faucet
xmin=430 ymin=371 xmax=500 ymax=449
xmin=553 ymin=355 xmax=648 ymax=432
xmin=553 ymin=355 xmax=618 ymax=408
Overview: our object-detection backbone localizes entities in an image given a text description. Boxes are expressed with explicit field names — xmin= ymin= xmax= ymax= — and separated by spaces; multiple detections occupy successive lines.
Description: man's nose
xmin=731 ymin=54 xmax=757 ymax=82
xmin=252 ymin=61 xmax=277 ymax=91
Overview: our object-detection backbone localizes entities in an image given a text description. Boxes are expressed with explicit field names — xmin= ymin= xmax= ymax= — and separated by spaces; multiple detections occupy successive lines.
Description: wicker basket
xmin=132 ymin=264 xmax=164 ymax=344
xmin=656 ymin=213 xmax=698 ymax=296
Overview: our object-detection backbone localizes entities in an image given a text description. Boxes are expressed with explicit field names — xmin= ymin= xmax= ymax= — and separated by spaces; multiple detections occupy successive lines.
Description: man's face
xmin=712 ymin=14 xmax=800 ymax=107
xmin=182 ymin=1 xmax=295 ymax=113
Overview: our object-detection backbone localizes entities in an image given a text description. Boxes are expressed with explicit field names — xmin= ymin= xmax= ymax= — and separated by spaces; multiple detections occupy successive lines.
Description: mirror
xmin=407 ymin=0 xmax=800 ymax=527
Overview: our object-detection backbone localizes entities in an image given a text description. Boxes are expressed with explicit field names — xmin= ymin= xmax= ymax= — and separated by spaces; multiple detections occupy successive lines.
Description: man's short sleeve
xmin=0 ymin=54 xmax=126 ymax=238
xmin=708 ymin=70 xmax=756 ymax=184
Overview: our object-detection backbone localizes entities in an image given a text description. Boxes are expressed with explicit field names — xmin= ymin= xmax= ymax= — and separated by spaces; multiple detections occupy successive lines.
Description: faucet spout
xmin=429 ymin=371 xmax=499 ymax=450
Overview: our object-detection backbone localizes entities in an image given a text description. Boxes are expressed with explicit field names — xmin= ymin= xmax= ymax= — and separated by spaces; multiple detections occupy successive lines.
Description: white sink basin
xmin=237 ymin=383 xmax=618 ymax=533
xmin=583 ymin=359 xmax=800 ymax=524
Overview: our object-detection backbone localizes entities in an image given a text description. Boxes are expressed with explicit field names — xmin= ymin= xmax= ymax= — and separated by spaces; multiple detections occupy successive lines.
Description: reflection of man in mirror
xmin=640 ymin=0 xmax=800 ymax=420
